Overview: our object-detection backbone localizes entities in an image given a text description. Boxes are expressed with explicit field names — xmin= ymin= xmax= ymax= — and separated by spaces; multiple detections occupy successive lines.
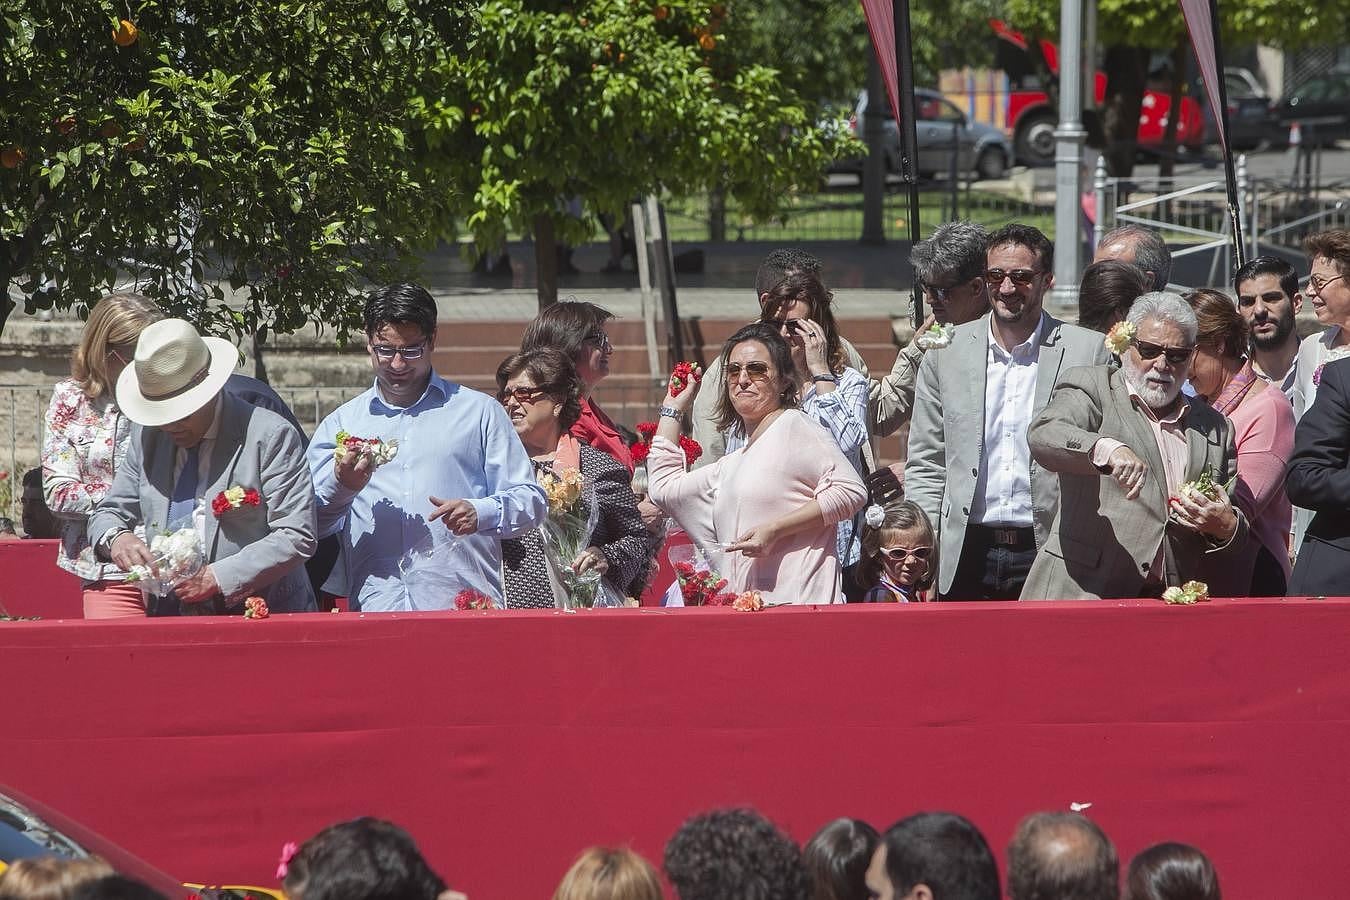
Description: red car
xmin=988 ymin=19 xmax=1205 ymax=166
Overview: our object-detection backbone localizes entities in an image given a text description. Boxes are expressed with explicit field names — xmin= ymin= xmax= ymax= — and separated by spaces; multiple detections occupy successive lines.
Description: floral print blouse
xmin=41 ymin=379 xmax=135 ymax=581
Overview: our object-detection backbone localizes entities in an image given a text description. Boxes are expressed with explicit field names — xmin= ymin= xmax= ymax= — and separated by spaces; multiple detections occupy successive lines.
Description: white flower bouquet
xmin=915 ymin=322 xmax=955 ymax=350
xmin=125 ymin=524 xmax=204 ymax=595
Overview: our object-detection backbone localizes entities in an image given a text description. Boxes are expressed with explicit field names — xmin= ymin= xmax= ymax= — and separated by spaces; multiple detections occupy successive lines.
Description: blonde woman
xmin=42 ymin=292 xmax=164 ymax=617
xmin=553 ymin=847 xmax=663 ymax=900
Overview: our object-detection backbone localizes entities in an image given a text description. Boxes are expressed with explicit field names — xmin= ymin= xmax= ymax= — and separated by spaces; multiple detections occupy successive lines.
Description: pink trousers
xmin=83 ymin=581 xmax=146 ymax=618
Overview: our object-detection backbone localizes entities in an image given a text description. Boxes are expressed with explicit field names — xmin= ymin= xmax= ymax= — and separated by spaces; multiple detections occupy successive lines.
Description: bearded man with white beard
xmin=1018 ymin=292 xmax=1249 ymax=600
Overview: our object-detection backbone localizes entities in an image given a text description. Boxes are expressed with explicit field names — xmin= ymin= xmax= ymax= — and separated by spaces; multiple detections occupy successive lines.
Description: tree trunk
xmin=1100 ymin=45 xmax=1151 ymax=178
xmin=708 ymin=187 xmax=726 ymax=242
xmin=533 ymin=213 xmax=558 ymax=310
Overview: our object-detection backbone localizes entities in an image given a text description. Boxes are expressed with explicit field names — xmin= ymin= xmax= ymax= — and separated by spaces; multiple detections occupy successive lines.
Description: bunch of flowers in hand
xmin=629 ymin=422 xmax=702 ymax=468
xmin=537 ymin=467 xmax=619 ymax=609
xmin=211 ymin=484 xmax=261 ymax=517
xmin=1162 ymin=580 xmax=1211 ymax=605
xmin=915 ymin=322 xmax=955 ymax=350
xmin=333 ymin=430 xmax=399 ymax=468
xmin=1103 ymin=320 xmax=1137 ymax=355
xmin=1173 ymin=469 xmax=1234 ymax=505
xmin=125 ymin=525 xmax=204 ymax=594
xmin=668 ymin=361 xmax=703 ymax=396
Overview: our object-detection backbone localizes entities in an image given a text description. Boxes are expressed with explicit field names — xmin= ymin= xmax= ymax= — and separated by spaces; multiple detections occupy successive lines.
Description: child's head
xmin=860 ymin=501 xmax=937 ymax=592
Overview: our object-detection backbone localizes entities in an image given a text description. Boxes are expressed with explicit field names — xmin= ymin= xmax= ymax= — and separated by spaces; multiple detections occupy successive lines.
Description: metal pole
xmin=892 ymin=0 xmax=924 ymax=321
xmin=861 ymin=55 xmax=887 ymax=245
xmin=1092 ymin=155 xmax=1109 ymax=250
xmin=1049 ymin=0 xmax=1087 ymax=314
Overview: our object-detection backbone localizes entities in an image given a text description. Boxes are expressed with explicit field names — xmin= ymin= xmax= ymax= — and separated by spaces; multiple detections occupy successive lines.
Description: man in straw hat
xmin=89 ymin=318 xmax=318 ymax=614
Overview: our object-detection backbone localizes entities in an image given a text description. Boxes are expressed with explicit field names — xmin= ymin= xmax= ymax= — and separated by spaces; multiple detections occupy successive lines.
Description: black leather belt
xmin=974 ymin=525 xmax=1035 ymax=547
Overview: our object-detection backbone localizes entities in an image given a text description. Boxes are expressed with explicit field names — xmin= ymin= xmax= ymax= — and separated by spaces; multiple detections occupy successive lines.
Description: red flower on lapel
xmin=211 ymin=484 xmax=262 ymax=517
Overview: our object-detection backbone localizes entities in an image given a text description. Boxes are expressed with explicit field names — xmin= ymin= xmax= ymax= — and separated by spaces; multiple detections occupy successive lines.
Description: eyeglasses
xmin=371 ymin=343 xmax=427 ymax=361
xmin=497 ymin=386 xmax=548 ymax=405
xmin=921 ymin=282 xmax=955 ymax=302
xmin=726 ymin=361 xmax=772 ymax=382
xmin=984 ymin=268 xmax=1041 ymax=287
xmin=105 ymin=344 xmax=135 ymax=367
xmin=878 ymin=546 xmax=932 ymax=562
xmin=1308 ymin=273 xmax=1346 ymax=294
xmin=1133 ymin=339 xmax=1195 ymax=366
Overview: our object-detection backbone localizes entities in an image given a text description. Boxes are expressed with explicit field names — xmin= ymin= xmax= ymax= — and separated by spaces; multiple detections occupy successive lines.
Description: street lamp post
xmin=1049 ymin=0 xmax=1087 ymax=315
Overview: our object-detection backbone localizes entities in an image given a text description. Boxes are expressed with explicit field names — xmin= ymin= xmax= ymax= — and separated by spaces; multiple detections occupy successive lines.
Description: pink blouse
xmin=646 ymin=411 xmax=867 ymax=604
xmin=1229 ymin=385 xmax=1295 ymax=583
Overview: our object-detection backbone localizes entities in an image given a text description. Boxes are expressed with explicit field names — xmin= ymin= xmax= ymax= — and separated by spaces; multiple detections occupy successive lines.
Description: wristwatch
xmin=811 ymin=373 xmax=839 ymax=385
xmin=658 ymin=405 xmax=682 ymax=419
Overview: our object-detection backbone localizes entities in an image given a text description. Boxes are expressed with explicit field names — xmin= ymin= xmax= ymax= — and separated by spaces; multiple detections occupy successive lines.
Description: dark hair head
xmin=1098 ymin=225 xmax=1172 ymax=290
xmin=858 ymin=500 xmax=938 ymax=593
xmin=713 ymin=323 xmax=799 ymax=434
xmin=1008 ymin=812 xmax=1119 ymax=900
xmin=69 ymin=875 xmax=169 ymax=900
xmin=989 ymin=223 xmax=1054 ymax=274
xmin=759 ymin=270 xmax=844 ymax=374
xmin=1078 ymin=259 xmax=1150 ymax=333
xmin=664 ymin=808 xmax=808 ymax=900
xmin=1233 ymin=255 xmax=1298 ymax=300
xmin=363 ymin=283 xmax=438 ymax=340
xmin=520 ymin=300 xmax=616 ymax=366
xmin=1183 ymin=288 xmax=1248 ymax=359
xmin=281 ymin=817 xmax=448 ymax=900
xmin=0 ymin=517 xmax=15 ymax=534
xmin=803 ymin=817 xmax=879 ymax=900
xmin=878 ymin=812 xmax=1000 ymax=900
xmin=22 ymin=467 xmax=43 ymax=491
xmin=756 ymin=248 xmax=823 ymax=299
xmin=1305 ymin=229 xmax=1350 ymax=276
xmin=495 ymin=348 xmax=585 ymax=432
xmin=1124 ymin=843 xmax=1221 ymax=900
xmin=0 ymin=856 xmax=115 ymax=899
xmin=911 ymin=221 xmax=991 ymax=287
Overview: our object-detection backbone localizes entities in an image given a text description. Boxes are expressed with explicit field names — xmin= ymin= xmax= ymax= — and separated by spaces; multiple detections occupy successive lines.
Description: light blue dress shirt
xmin=309 ymin=372 xmax=547 ymax=611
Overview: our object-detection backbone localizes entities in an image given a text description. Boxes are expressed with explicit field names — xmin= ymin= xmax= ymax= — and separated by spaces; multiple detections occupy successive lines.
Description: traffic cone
xmin=1289 ymin=120 xmax=1302 ymax=147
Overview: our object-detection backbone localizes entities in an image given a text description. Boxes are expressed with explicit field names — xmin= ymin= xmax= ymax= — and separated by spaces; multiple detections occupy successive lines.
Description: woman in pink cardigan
xmin=1186 ymin=289 xmax=1295 ymax=595
xmin=647 ymin=323 xmax=868 ymax=604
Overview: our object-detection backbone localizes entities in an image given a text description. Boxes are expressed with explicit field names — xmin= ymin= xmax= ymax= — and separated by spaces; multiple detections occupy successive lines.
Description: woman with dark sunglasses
xmin=646 ymin=323 xmax=867 ymax=605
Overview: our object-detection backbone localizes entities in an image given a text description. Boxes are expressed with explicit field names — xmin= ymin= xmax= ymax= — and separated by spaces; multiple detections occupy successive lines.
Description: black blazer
xmin=1288 ymin=357 xmax=1350 ymax=595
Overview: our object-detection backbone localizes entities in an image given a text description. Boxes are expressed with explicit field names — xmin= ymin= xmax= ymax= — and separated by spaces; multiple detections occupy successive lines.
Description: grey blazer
xmin=1020 ymin=364 xmax=1247 ymax=600
xmin=904 ymin=312 xmax=1111 ymax=596
xmin=89 ymin=392 xmax=318 ymax=613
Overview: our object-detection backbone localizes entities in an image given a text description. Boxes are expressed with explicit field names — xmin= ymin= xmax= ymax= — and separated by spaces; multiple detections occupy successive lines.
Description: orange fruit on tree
xmin=112 ymin=19 xmax=139 ymax=47
xmin=0 ymin=146 xmax=25 ymax=169
xmin=55 ymin=116 xmax=77 ymax=136
xmin=654 ymin=5 xmax=669 ymax=19
xmin=698 ymin=33 xmax=716 ymax=50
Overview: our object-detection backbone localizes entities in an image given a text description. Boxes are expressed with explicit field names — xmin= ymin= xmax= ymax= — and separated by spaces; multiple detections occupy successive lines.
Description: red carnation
xmin=211 ymin=494 xmax=231 ymax=516
xmin=668 ymin=361 xmax=703 ymax=397
xmin=454 ymin=588 xmax=495 ymax=610
xmin=630 ymin=440 xmax=651 ymax=464
xmin=678 ymin=435 xmax=703 ymax=465
xmin=636 ymin=421 xmax=658 ymax=440
xmin=243 ymin=488 xmax=261 ymax=506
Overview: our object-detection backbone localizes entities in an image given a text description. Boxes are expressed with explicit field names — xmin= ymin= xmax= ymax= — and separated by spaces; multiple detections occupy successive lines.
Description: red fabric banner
xmin=857 ymin=0 xmax=901 ymax=122
xmin=1178 ymin=0 xmax=1228 ymax=153
xmin=3 ymin=602 xmax=1350 ymax=899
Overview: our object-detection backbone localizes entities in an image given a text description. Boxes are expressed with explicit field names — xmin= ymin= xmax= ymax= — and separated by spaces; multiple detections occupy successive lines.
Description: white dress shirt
xmin=969 ymin=314 xmax=1044 ymax=528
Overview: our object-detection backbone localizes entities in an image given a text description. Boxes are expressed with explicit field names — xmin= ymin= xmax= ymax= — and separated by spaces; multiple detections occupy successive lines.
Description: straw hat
xmin=116 ymin=318 xmax=238 ymax=426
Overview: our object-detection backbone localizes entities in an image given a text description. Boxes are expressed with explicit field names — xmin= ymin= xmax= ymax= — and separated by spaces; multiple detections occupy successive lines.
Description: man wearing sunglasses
xmin=1022 ymin=292 xmax=1246 ymax=600
xmin=308 ymin=283 xmax=546 ymax=611
xmin=906 ymin=223 xmax=1110 ymax=601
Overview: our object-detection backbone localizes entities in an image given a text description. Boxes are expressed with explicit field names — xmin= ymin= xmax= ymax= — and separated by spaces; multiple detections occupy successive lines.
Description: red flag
xmin=1178 ymin=0 xmax=1229 ymax=153
xmin=858 ymin=0 xmax=901 ymax=122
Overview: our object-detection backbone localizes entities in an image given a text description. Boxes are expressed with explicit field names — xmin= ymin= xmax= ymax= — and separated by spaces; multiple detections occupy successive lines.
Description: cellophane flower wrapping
xmin=537 ymin=467 xmax=625 ymax=609
xmin=398 ymin=532 xmax=504 ymax=610
xmin=124 ymin=513 xmax=205 ymax=596
xmin=667 ymin=543 xmax=738 ymax=607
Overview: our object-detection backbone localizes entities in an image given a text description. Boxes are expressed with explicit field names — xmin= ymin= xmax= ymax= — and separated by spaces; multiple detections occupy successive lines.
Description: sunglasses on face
xmin=921 ymin=283 xmax=956 ymax=302
xmin=726 ymin=361 xmax=772 ymax=382
xmin=1133 ymin=340 xmax=1195 ymax=366
xmin=372 ymin=343 xmax=427 ymax=361
xmin=497 ymin=386 xmax=548 ymax=405
xmin=1309 ymin=273 xmax=1346 ymax=294
xmin=984 ymin=268 xmax=1041 ymax=287
xmin=585 ymin=332 xmax=613 ymax=353
xmin=878 ymin=546 xmax=932 ymax=562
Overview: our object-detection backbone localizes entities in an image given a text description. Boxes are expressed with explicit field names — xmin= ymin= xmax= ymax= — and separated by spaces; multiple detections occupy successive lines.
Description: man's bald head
xmin=1094 ymin=225 xmax=1171 ymax=292
xmin=1007 ymin=812 xmax=1118 ymax=900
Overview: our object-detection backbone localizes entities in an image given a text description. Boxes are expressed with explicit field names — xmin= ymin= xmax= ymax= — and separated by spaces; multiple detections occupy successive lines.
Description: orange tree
xmin=427 ymin=0 xmax=857 ymax=306
xmin=0 ymin=0 xmax=472 ymax=339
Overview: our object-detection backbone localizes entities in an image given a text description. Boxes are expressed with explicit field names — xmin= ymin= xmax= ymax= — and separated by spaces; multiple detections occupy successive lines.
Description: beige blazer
xmin=904 ymin=312 xmax=1110 ymax=595
xmin=1020 ymin=364 xmax=1247 ymax=600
